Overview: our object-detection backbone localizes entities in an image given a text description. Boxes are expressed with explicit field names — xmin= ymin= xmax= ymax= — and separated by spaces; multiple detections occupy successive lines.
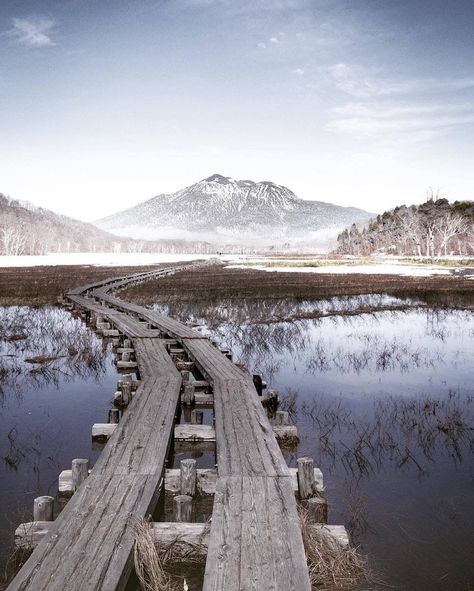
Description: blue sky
xmin=0 ymin=0 xmax=473 ymax=219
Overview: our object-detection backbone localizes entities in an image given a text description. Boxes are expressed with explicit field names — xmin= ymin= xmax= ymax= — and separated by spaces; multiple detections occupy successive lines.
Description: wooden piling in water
xmin=191 ymin=409 xmax=204 ymax=424
xmin=305 ymin=496 xmax=328 ymax=524
xmin=297 ymin=457 xmax=316 ymax=500
xmin=174 ymin=495 xmax=192 ymax=522
xmin=182 ymin=382 xmax=195 ymax=405
xmin=71 ymin=459 xmax=89 ymax=491
xmin=108 ymin=409 xmax=120 ymax=424
xmin=33 ymin=496 xmax=54 ymax=522
xmin=180 ymin=459 xmax=197 ymax=496
xmin=275 ymin=410 xmax=289 ymax=426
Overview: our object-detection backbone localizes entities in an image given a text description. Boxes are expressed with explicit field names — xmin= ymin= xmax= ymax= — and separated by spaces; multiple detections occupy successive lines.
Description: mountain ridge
xmin=95 ymin=174 xmax=372 ymax=249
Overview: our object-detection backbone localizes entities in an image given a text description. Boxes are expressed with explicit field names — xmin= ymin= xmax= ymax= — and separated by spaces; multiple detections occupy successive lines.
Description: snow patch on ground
xmin=226 ymin=263 xmax=454 ymax=277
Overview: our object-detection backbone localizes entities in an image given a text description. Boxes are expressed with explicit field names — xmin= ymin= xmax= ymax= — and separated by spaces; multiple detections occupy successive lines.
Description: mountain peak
xmin=203 ymin=174 xmax=233 ymax=184
xmin=94 ymin=174 xmax=373 ymax=249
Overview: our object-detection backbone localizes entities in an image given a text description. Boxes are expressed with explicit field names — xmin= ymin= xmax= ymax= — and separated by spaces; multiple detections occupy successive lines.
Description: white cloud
xmin=328 ymin=114 xmax=474 ymax=135
xmin=270 ymin=37 xmax=280 ymax=44
xmin=257 ymin=41 xmax=267 ymax=49
xmin=327 ymin=63 xmax=474 ymax=99
xmin=327 ymin=98 xmax=474 ymax=144
xmin=331 ymin=102 xmax=474 ymax=119
xmin=292 ymin=67 xmax=305 ymax=76
xmin=9 ymin=17 xmax=56 ymax=48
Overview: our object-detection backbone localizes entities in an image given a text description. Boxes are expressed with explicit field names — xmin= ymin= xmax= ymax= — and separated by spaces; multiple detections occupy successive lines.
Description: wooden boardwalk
xmin=8 ymin=264 xmax=311 ymax=591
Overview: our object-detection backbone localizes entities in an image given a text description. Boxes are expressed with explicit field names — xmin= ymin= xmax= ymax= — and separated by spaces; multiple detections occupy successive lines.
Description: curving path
xmin=8 ymin=263 xmax=310 ymax=591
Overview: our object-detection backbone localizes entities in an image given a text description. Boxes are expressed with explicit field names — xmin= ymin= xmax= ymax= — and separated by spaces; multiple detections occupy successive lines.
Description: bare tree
xmin=1 ymin=225 xmax=26 ymax=255
xmin=434 ymin=212 xmax=469 ymax=258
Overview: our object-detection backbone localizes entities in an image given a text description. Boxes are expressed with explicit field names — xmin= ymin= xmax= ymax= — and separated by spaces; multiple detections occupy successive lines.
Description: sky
xmin=0 ymin=0 xmax=473 ymax=220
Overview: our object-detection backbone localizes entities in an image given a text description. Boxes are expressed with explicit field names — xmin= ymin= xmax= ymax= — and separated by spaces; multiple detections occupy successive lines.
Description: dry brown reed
xmin=134 ymin=520 xmax=176 ymax=591
xmin=299 ymin=507 xmax=371 ymax=590
xmin=133 ymin=519 xmax=208 ymax=591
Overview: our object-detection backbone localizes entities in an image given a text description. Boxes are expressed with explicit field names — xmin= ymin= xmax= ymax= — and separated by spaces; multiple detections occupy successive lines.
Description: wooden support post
xmin=305 ymin=497 xmax=328 ymax=524
xmin=253 ymin=374 xmax=263 ymax=396
xmin=275 ymin=411 xmax=289 ymax=426
xmin=297 ymin=457 xmax=316 ymax=500
xmin=182 ymin=383 xmax=195 ymax=405
xmin=123 ymin=338 xmax=131 ymax=349
xmin=121 ymin=351 xmax=130 ymax=362
xmin=173 ymin=495 xmax=192 ymax=522
xmin=191 ymin=409 xmax=203 ymax=425
xmin=265 ymin=389 xmax=279 ymax=408
xmin=108 ymin=409 xmax=120 ymax=424
xmin=72 ymin=458 xmax=90 ymax=491
xmin=181 ymin=370 xmax=190 ymax=381
xmin=121 ymin=382 xmax=132 ymax=405
xmin=92 ymin=423 xmax=117 ymax=441
xmin=33 ymin=496 xmax=54 ymax=522
xmin=182 ymin=406 xmax=192 ymax=423
xmin=180 ymin=459 xmax=197 ymax=496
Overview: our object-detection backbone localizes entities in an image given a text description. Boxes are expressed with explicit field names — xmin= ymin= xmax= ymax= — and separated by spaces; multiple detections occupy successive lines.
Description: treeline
xmin=0 ymin=194 xmax=212 ymax=255
xmin=336 ymin=198 xmax=474 ymax=258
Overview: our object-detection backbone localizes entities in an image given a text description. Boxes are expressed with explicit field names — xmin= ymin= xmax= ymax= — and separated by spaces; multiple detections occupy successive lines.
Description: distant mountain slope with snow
xmin=0 ymin=194 xmax=211 ymax=255
xmin=95 ymin=174 xmax=372 ymax=249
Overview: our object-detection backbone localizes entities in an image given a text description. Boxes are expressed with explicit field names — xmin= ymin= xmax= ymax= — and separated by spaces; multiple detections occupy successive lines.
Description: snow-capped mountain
xmin=94 ymin=174 xmax=372 ymax=249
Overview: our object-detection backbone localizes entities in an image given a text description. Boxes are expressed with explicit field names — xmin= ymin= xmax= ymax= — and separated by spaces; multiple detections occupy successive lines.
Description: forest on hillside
xmin=0 ymin=194 xmax=212 ymax=255
xmin=336 ymin=197 xmax=474 ymax=258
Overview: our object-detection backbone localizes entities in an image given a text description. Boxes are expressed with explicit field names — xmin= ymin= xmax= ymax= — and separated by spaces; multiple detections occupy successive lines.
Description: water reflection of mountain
xmin=0 ymin=306 xmax=108 ymax=398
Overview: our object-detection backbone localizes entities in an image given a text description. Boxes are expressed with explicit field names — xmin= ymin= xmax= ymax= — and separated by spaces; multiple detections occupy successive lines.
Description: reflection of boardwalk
xmin=8 ymin=265 xmax=311 ymax=591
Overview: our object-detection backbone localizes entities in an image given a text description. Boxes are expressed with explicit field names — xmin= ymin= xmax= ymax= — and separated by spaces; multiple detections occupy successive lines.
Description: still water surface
xmin=155 ymin=294 xmax=474 ymax=591
xmin=1 ymin=297 xmax=473 ymax=590
xmin=0 ymin=306 xmax=121 ymax=586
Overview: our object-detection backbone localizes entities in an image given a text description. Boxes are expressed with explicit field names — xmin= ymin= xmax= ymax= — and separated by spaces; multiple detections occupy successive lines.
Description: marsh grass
xmin=133 ymin=520 xmax=208 ymax=591
xmin=0 ymin=306 xmax=107 ymax=395
xmin=298 ymin=507 xmax=383 ymax=590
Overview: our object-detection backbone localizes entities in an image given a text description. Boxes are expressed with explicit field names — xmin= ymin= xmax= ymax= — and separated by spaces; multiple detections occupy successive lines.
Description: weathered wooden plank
xmin=59 ymin=467 xmax=322 ymax=496
xmin=202 ymin=477 xmax=243 ymax=591
xmin=174 ymin=424 xmax=216 ymax=441
xmin=8 ymin=473 xmax=161 ymax=591
xmin=93 ymin=376 xmax=181 ymax=476
xmin=203 ymin=476 xmax=311 ymax=591
xmin=16 ymin=521 xmax=211 ymax=552
xmin=109 ymin=315 xmax=160 ymax=338
xmin=132 ymin=338 xmax=178 ymax=378
xmin=11 ymin=263 xmax=313 ymax=591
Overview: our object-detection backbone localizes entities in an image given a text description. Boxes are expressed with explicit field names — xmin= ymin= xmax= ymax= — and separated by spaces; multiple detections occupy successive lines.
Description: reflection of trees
xmin=301 ymin=391 xmax=473 ymax=481
xmin=0 ymin=306 xmax=107 ymax=399
xmin=153 ymin=299 xmax=474 ymax=381
xmin=157 ymin=293 xmax=420 ymax=326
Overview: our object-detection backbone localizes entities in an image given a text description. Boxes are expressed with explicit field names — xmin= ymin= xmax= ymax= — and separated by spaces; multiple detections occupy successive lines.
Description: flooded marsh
xmin=148 ymin=293 xmax=474 ymax=590
xmin=0 ymin=306 xmax=123 ymax=587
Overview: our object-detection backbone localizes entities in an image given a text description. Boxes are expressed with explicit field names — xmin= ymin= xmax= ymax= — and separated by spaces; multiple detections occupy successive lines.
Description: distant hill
xmin=0 ymin=194 xmax=211 ymax=255
xmin=94 ymin=174 xmax=372 ymax=250
xmin=335 ymin=198 xmax=474 ymax=257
